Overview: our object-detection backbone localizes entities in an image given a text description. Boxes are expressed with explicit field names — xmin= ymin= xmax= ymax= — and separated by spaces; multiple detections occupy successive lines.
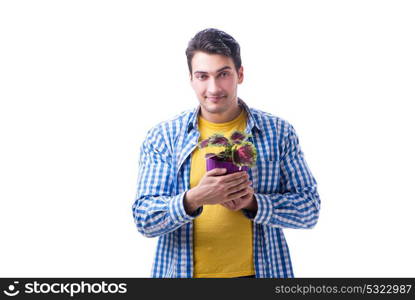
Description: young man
xmin=132 ymin=28 xmax=321 ymax=278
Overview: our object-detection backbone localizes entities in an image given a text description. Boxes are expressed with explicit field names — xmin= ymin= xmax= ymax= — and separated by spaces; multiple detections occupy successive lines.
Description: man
xmin=132 ymin=28 xmax=321 ymax=278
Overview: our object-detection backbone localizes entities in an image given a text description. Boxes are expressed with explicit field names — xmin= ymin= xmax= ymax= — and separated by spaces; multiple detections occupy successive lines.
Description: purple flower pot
xmin=206 ymin=157 xmax=249 ymax=174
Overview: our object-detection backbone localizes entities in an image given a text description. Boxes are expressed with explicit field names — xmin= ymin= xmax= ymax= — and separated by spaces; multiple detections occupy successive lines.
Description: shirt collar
xmin=186 ymin=97 xmax=262 ymax=134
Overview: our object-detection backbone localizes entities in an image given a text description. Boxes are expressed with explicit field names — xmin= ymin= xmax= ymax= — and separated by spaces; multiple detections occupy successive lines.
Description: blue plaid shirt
xmin=132 ymin=98 xmax=321 ymax=278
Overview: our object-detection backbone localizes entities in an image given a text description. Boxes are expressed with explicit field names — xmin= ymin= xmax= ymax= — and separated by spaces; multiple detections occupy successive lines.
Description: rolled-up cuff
xmin=168 ymin=191 xmax=203 ymax=224
xmin=251 ymin=193 xmax=273 ymax=225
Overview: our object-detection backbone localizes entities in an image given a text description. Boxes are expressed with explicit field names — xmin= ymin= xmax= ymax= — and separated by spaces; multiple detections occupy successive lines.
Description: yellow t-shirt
xmin=191 ymin=108 xmax=255 ymax=278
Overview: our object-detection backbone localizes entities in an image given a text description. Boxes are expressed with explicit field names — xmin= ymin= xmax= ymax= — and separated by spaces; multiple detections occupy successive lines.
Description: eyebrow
xmin=193 ymin=66 xmax=232 ymax=75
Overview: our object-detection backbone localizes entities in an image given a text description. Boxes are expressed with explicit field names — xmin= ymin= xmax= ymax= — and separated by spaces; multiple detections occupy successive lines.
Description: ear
xmin=237 ymin=66 xmax=244 ymax=84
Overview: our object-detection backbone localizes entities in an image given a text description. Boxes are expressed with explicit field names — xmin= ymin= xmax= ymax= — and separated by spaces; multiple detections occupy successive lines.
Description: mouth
xmin=206 ymin=96 xmax=225 ymax=103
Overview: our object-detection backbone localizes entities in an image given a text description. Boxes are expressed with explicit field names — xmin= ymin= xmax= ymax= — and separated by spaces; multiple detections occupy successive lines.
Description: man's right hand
xmin=184 ymin=168 xmax=251 ymax=214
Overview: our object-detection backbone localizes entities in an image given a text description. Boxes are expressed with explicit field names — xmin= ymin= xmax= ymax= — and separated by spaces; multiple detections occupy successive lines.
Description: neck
xmin=199 ymin=99 xmax=243 ymax=123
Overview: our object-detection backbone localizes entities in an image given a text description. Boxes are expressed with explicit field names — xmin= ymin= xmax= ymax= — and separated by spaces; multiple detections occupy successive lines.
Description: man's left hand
xmin=221 ymin=185 xmax=257 ymax=212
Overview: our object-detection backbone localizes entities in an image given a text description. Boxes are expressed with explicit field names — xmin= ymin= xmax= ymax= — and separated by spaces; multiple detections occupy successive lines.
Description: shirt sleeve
xmin=242 ymin=123 xmax=321 ymax=229
xmin=132 ymin=126 xmax=202 ymax=238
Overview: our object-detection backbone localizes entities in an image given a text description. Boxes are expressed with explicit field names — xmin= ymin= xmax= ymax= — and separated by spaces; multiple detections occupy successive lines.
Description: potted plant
xmin=198 ymin=130 xmax=257 ymax=174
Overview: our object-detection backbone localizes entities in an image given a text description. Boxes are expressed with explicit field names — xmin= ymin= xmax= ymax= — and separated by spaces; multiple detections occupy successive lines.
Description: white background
xmin=1 ymin=0 xmax=414 ymax=277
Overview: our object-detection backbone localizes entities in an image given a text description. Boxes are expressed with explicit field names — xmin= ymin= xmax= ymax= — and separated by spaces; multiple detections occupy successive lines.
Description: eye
xmin=219 ymin=72 xmax=229 ymax=77
xmin=197 ymin=74 xmax=207 ymax=80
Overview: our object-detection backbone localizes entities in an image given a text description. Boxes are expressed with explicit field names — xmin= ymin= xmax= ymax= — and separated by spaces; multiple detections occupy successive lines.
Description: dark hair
xmin=185 ymin=28 xmax=242 ymax=75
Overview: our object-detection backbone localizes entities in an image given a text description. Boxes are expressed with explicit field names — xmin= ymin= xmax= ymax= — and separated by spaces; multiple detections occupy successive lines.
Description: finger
xmin=226 ymin=176 xmax=250 ymax=189
xmin=207 ymin=168 xmax=227 ymax=176
xmin=227 ymin=181 xmax=252 ymax=194
xmin=231 ymin=193 xmax=254 ymax=210
xmin=221 ymin=171 xmax=248 ymax=183
xmin=221 ymin=201 xmax=231 ymax=209
xmin=239 ymin=192 xmax=252 ymax=201
xmin=226 ymin=188 xmax=250 ymax=201
xmin=230 ymin=198 xmax=248 ymax=211
xmin=242 ymin=186 xmax=254 ymax=197
xmin=224 ymin=175 xmax=249 ymax=190
xmin=222 ymin=200 xmax=236 ymax=210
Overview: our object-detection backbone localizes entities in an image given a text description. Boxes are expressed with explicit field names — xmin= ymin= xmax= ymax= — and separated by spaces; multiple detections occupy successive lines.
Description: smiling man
xmin=190 ymin=52 xmax=243 ymax=123
xmin=132 ymin=28 xmax=321 ymax=278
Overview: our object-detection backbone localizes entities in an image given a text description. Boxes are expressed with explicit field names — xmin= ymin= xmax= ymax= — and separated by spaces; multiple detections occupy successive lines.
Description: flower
xmin=198 ymin=130 xmax=257 ymax=168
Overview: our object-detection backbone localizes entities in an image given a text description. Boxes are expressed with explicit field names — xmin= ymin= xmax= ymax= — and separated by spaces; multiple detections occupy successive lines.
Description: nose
xmin=207 ymin=77 xmax=221 ymax=95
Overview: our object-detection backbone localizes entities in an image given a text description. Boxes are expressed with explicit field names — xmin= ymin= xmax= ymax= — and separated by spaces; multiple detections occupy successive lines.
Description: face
xmin=190 ymin=51 xmax=244 ymax=121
